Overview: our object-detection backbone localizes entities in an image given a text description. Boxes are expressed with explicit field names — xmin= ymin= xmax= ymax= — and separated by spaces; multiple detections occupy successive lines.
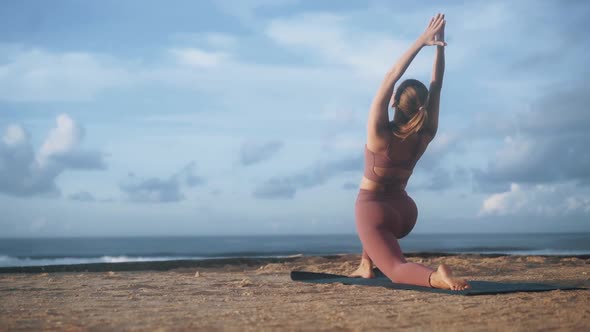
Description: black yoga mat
xmin=291 ymin=270 xmax=586 ymax=296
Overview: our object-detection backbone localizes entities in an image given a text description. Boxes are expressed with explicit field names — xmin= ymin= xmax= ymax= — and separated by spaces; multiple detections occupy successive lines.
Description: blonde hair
xmin=392 ymin=79 xmax=429 ymax=140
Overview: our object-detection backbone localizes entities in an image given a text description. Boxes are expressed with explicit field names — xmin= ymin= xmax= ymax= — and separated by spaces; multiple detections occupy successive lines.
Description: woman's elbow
xmin=423 ymin=126 xmax=437 ymax=140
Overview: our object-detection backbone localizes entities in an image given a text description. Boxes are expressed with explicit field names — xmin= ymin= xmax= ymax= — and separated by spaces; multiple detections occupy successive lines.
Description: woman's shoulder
xmin=366 ymin=130 xmax=394 ymax=154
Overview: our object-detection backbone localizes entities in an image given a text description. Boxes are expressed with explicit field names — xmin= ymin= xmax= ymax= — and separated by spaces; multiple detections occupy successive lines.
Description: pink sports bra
xmin=363 ymin=139 xmax=421 ymax=186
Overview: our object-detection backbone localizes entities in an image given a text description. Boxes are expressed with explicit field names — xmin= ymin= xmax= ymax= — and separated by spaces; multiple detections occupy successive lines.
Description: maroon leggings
xmin=355 ymin=189 xmax=434 ymax=287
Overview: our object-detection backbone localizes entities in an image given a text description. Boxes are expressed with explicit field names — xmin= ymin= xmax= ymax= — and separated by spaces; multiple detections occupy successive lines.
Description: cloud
xmin=311 ymin=103 xmax=365 ymax=128
xmin=251 ymin=132 xmax=465 ymax=198
xmin=502 ymin=2 xmax=588 ymax=74
xmin=320 ymin=134 xmax=364 ymax=153
xmin=409 ymin=167 xmax=455 ymax=192
xmin=120 ymin=176 xmax=184 ymax=203
xmin=239 ymin=140 xmax=283 ymax=166
xmin=37 ymin=114 xmax=82 ymax=164
xmin=518 ymin=84 xmax=590 ymax=136
xmin=2 ymin=124 xmax=27 ymax=145
xmin=473 ymin=85 xmax=590 ymax=186
xmin=36 ymin=114 xmax=105 ymax=170
xmin=179 ymin=162 xmax=205 ymax=187
xmin=266 ymin=12 xmax=431 ymax=79
xmin=119 ymin=161 xmax=204 ymax=203
xmin=418 ymin=131 xmax=463 ymax=170
xmin=474 ymin=134 xmax=590 ymax=188
xmin=0 ymin=46 xmax=134 ymax=102
xmin=204 ymin=32 xmax=239 ymax=49
xmin=171 ymin=32 xmax=238 ymax=50
xmin=49 ymin=150 xmax=106 ymax=170
xmin=252 ymin=178 xmax=297 ymax=199
xmin=169 ymin=48 xmax=231 ymax=68
xmin=342 ymin=182 xmax=358 ymax=191
xmin=1 ymin=38 xmax=363 ymax=120
xmin=0 ymin=114 xmax=106 ymax=197
xmin=30 ymin=216 xmax=49 ymax=232
xmin=68 ymin=191 xmax=96 ymax=202
xmin=253 ymin=155 xmax=362 ymax=199
xmin=479 ymin=182 xmax=590 ymax=217
xmin=213 ymin=0 xmax=300 ymax=25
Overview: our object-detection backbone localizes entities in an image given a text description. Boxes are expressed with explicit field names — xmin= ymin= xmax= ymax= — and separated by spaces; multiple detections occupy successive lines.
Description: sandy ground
xmin=0 ymin=254 xmax=589 ymax=331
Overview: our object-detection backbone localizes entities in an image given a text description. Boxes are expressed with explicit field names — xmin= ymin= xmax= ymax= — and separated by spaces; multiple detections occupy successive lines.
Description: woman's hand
xmin=436 ymin=16 xmax=445 ymax=46
xmin=420 ymin=13 xmax=446 ymax=47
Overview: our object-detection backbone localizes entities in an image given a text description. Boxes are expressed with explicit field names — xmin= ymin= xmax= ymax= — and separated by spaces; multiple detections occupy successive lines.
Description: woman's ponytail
xmin=393 ymin=105 xmax=428 ymax=139
xmin=392 ymin=79 xmax=430 ymax=140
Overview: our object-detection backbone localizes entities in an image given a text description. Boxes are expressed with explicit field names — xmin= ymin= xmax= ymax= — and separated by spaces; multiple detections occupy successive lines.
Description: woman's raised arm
xmin=367 ymin=13 xmax=447 ymax=141
xmin=426 ymin=17 xmax=446 ymax=139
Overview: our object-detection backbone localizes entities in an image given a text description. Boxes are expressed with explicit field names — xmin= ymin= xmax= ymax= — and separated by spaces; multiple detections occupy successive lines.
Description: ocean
xmin=1 ymin=233 xmax=589 ymax=267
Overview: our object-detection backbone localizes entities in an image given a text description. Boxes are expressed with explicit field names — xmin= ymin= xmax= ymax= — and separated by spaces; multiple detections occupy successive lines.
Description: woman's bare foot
xmin=349 ymin=258 xmax=375 ymax=279
xmin=429 ymin=264 xmax=470 ymax=290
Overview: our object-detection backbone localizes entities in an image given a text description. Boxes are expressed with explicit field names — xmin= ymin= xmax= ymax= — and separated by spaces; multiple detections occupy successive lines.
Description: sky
xmin=1 ymin=0 xmax=589 ymax=237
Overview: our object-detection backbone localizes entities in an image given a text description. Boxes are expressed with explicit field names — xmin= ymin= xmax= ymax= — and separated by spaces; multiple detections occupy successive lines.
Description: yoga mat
xmin=291 ymin=270 xmax=587 ymax=296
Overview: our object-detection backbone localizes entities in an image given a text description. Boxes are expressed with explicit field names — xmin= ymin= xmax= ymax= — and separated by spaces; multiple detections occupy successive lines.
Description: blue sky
xmin=1 ymin=0 xmax=589 ymax=236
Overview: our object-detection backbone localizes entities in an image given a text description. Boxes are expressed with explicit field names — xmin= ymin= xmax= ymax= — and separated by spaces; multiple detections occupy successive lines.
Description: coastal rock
xmin=239 ymin=278 xmax=252 ymax=287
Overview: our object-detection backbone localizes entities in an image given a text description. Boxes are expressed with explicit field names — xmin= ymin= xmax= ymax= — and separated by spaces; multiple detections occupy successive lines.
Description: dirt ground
xmin=0 ymin=254 xmax=588 ymax=331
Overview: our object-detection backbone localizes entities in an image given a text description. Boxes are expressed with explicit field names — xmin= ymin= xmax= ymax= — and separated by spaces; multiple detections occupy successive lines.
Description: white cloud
xmin=37 ymin=114 xmax=83 ymax=167
xmin=0 ymin=46 xmax=134 ymax=102
xmin=565 ymin=196 xmax=590 ymax=214
xmin=425 ymin=131 xmax=459 ymax=155
xmin=458 ymin=2 xmax=510 ymax=31
xmin=479 ymin=182 xmax=590 ymax=217
xmin=479 ymin=183 xmax=526 ymax=216
xmin=171 ymin=32 xmax=239 ymax=50
xmin=412 ymin=130 xmax=465 ymax=172
xmin=493 ymin=136 xmax=534 ymax=170
xmin=0 ymin=115 xmax=105 ymax=197
xmin=474 ymin=130 xmax=590 ymax=188
xmin=205 ymin=32 xmax=238 ymax=49
xmin=2 ymin=125 xmax=28 ymax=146
xmin=266 ymin=13 xmax=430 ymax=79
xmin=169 ymin=48 xmax=231 ymax=68
xmin=213 ymin=0 xmax=300 ymax=25
xmin=320 ymin=134 xmax=363 ymax=153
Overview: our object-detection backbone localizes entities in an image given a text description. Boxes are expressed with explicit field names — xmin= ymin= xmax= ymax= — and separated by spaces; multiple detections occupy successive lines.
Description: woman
xmin=350 ymin=13 xmax=470 ymax=290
